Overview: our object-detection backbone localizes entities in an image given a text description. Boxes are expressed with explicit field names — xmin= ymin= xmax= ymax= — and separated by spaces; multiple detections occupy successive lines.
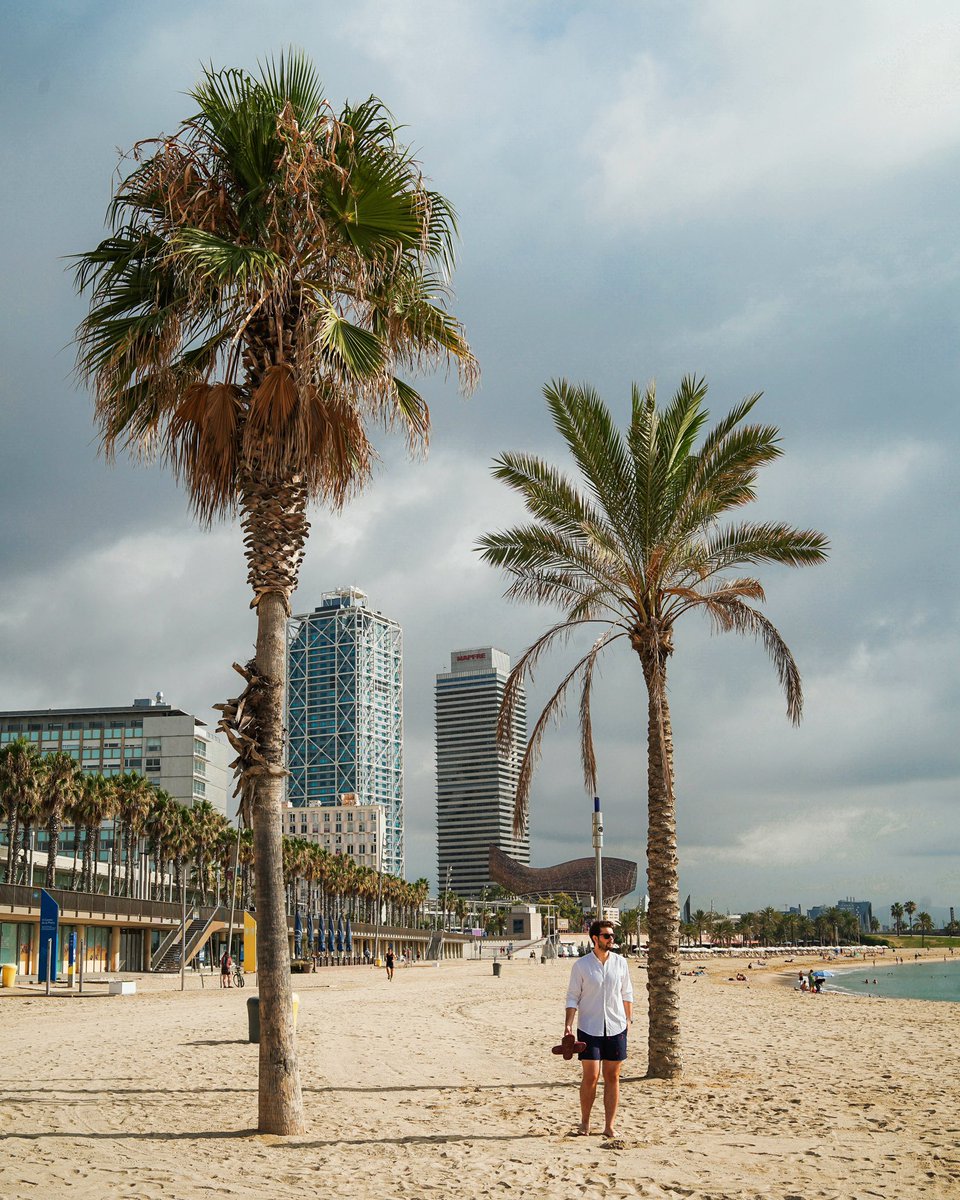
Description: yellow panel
xmin=243 ymin=912 xmax=257 ymax=974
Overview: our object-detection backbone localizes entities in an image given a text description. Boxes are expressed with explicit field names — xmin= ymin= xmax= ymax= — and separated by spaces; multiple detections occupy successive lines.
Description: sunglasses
xmin=597 ymin=932 xmax=614 ymax=940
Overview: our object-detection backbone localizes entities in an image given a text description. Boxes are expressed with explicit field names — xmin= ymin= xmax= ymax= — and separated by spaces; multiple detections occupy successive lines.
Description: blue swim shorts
xmin=577 ymin=1028 xmax=627 ymax=1062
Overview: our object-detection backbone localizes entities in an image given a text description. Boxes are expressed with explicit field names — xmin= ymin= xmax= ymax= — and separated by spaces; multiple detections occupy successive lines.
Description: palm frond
xmin=705 ymin=597 xmax=805 ymax=724
xmin=545 ymin=380 xmax=638 ymax=542
xmin=170 ymin=228 xmax=285 ymax=289
xmin=501 ymin=624 xmax=624 ymax=834
xmin=701 ymin=522 xmax=830 ymax=575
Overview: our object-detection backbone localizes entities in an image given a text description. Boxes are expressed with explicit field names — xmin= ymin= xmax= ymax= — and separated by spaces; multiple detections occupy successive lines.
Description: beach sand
xmin=1 ymin=954 xmax=958 ymax=1199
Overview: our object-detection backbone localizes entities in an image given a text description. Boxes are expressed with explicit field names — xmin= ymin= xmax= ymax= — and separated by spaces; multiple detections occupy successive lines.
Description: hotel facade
xmin=435 ymin=647 xmax=529 ymax=897
xmin=286 ymin=588 xmax=404 ymax=877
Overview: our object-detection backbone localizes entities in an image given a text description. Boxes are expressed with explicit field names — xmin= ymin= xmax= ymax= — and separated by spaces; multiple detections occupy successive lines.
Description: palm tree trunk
xmin=252 ymin=590 xmax=305 ymax=1135
xmin=46 ymin=812 xmax=63 ymax=889
xmin=20 ymin=822 xmax=32 ymax=886
xmin=639 ymin=645 xmax=682 ymax=1080
xmin=70 ymin=826 xmax=80 ymax=890
xmin=5 ymin=811 xmax=16 ymax=884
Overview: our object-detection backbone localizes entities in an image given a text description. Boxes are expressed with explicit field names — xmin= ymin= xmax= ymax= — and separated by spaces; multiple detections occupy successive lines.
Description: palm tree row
xmin=0 ymin=737 xmax=233 ymax=900
xmin=0 ymin=739 xmax=436 ymax=924
xmin=279 ymin=835 xmax=429 ymax=928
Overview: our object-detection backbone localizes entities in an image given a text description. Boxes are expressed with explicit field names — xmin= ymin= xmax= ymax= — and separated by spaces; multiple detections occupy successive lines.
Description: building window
xmin=145 ymin=757 xmax=160 ymax=772
xmin=193 ymin=757 xmax=207 ymax=777
xmin=193 ymin=738 xmax=207 ymax=757
xmin=192 ymin=780 xmax=206 ymax=797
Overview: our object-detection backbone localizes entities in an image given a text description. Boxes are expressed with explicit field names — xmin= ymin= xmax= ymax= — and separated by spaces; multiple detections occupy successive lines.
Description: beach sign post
xmin=67 ymin=931 xmax=77 ymax=989
xmin=38 ymin=889 xmax=60 ymax=985
xmin=592 ymin=796 xmax=604 ymax=920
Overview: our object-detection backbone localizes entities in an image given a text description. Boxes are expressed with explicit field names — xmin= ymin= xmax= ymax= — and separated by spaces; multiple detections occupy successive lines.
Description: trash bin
xmin=246 ymin=996 xmax=260 ymax=1043
xmin=246 ymin=993 xmax=300 ymax=1044
xmin=1 ymin=964 xmax=16 ymax=988
xmin=492 ymin=961 xmax=501 ymax=978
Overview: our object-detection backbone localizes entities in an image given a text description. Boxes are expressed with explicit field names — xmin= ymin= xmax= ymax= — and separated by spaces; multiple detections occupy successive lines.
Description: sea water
xmin=831 ymin=956 xmax=960 ymax=1002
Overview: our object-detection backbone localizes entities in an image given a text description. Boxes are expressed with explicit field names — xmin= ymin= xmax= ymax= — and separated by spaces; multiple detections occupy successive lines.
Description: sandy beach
xmin=1 ymin=954 xmax=958 ymax=1200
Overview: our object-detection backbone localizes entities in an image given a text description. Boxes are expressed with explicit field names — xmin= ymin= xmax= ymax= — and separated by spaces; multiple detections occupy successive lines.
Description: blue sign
xmin=68 ymin=931 xmax=77 ymax=967
xmin=38 ymin=890 xmax=60 ymax=983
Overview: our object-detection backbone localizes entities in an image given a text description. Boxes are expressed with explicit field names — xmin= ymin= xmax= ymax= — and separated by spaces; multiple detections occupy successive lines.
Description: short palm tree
xmin=479 ymin=377 xmax=827 ymax=1079
xmin=73 ymin=51 xmax=474 ymax=1133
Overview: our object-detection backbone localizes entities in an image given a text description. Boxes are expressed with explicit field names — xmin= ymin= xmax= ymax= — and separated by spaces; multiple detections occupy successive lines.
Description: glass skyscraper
xmin=286 ymin=588 xmax=404 ymax=877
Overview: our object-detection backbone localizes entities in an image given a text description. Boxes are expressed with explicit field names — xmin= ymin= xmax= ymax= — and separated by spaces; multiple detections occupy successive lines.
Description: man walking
xmin=564 ymin=919 xmax=633 ymax=1137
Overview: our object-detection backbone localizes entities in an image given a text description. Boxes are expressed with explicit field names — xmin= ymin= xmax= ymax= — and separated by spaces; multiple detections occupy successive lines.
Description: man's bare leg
xmin=578 ymin=1060 xmax=600 ymax=1133
xmin=601 ymin=1060 xmax=622 ymax=1137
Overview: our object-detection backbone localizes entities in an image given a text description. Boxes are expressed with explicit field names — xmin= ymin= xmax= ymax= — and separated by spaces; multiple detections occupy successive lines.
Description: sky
xmin=1 ymin=1 xmax=957 ymax=919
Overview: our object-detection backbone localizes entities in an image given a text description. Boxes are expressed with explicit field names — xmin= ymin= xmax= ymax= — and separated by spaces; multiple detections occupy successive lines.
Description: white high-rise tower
xmin=435 ymin=647 xmax=529 ymax=896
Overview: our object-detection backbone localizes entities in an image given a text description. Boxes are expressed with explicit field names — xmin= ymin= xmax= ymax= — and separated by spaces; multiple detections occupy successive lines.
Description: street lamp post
xmin=591 ymin=796 xmax=604 ymax=921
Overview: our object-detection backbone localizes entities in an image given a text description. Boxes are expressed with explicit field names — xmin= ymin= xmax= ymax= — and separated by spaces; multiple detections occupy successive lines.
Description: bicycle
xmin=233 ymin=963 xmax=245 ymax=988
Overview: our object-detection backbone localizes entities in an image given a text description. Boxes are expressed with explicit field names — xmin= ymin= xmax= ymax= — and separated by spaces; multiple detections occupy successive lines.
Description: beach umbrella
xmin=316 ymin=912 xmax=325 ymax=952
xmin=812 ymin=970 xmax=836 ymax=979
xmin=335 ymin=914 xmax=345 ymax=954
xmin=294 ymin=910 xmax=303 ymax=959
xmin=326 ymin=918 xmax=336 ymax=955
xmin=306 ymin=912 xmax=314 ymax=953
xmin=344 ymin=917 xmax=353 ymax=955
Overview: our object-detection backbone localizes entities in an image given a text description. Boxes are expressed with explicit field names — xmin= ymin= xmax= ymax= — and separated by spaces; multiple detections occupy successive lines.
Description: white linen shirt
xmin=565 ymin=950 xmax=634 ymax=1037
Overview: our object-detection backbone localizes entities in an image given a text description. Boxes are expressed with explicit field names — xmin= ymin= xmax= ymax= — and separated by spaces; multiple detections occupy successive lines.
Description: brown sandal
xmin=551 ymin=1033 xmax=587 ymax=1060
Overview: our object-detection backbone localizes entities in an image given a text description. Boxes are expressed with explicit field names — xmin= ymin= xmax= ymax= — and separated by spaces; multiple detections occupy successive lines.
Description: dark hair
xmin=589 ymin=919 xmax=615 ymax=940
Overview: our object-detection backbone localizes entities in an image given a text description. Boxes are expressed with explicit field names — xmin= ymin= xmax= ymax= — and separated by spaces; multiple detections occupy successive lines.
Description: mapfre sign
xmin=455 ymin=652 xmax=487 ymax=663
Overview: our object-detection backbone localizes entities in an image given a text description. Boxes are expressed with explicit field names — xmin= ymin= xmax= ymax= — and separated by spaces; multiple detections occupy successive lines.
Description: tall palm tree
xmin=890 ymin=902 xmax=904 ymax=936
xmin=113 ymin=772 xmax=155 ymax=897
xmin=41 ymin=751 xmax=83 ymax=889
xmin=75 ymin=773 xmax=114 ymax=893
xmin=0 ymin=739 xmax=45 ymax=885
xmin=144 ymin=789 xmax=178 ymax=901
xmin=904 ymin=900 xmax=917 ymax=934
xmin=916 ymin=912 xmax=934 ymax=947
xmin=479 ymin=377 xmax=827 ymax=1079
xmin=73 ymin=51 xmax=474 ymax=1134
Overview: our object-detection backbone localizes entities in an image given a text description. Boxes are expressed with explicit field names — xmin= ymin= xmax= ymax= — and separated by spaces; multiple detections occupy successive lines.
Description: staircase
xmin=152 ymin=914 xmax=211 ymax=972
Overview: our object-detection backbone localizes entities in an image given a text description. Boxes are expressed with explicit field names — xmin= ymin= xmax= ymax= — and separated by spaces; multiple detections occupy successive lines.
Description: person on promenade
xmin=220 ymin=949 xmax=232 ymax=989
xmin=564 ymin=919 xmax=633 ymax=1138
xmin=385 ymin=948 xmax=395 ymax=981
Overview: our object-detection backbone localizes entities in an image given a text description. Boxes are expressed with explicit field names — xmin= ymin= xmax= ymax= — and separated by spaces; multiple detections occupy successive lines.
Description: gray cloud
xmin=0 ymin=2 xmax=957 ymax=919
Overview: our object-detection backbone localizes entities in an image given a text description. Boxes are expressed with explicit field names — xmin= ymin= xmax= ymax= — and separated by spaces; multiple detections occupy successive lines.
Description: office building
xmin=0 ymin=696 xmax=229 ymax=812
xmin=286 ymin=588 xmax=404 ymax=877
xmin=436 ymin=646 xmax=529 ymax=896
xmin=284 ymin=794 xmax=385 ymax=871
xmin=807 ymin=898 xmax=874 ymax=933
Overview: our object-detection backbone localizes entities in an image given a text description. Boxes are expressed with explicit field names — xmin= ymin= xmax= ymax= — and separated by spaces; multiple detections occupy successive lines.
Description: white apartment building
xmin=284 ymin=793 xmax=386 ymax=872
xmin=0 ymin=696 xmax=229 ymax=812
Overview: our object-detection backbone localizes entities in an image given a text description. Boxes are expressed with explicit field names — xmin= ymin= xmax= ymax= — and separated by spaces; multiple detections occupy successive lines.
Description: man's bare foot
xmin=602 ymin=1128 xmax=615 ymax=1138
xmin=566 ymin=1123 xmax=590 ymax=1137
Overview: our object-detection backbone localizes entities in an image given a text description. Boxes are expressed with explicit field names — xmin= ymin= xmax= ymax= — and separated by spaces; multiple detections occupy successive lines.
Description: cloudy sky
xmin=1 ymin=2 xmax=957 ymax=918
